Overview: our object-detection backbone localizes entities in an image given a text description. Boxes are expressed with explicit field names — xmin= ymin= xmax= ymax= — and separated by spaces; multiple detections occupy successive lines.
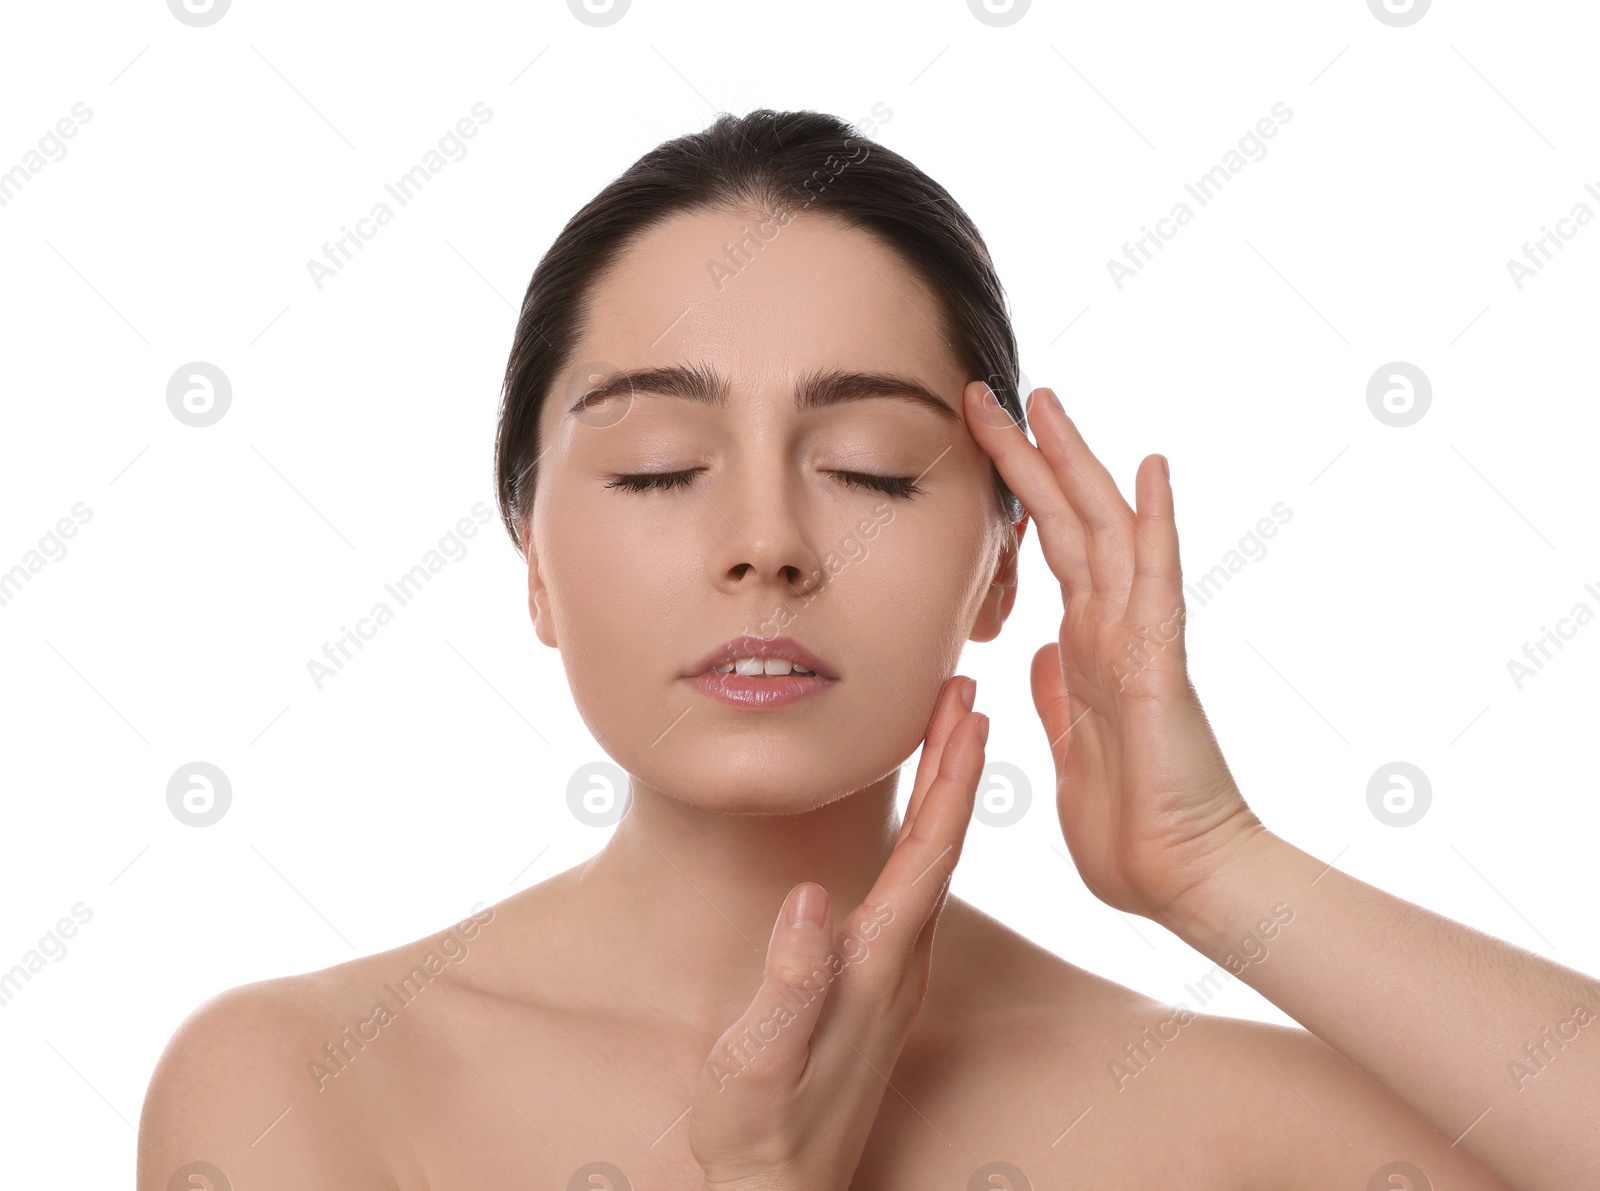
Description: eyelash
xmin=604 ymin=468 xmax=926 ymax=498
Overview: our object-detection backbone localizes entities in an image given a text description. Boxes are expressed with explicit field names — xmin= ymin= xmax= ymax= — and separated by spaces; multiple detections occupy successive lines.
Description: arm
xmin=962 ymin=379 xmax=1600 ymax=1191
xmin=1156 ymin=827 xmax=1600 ymax=1190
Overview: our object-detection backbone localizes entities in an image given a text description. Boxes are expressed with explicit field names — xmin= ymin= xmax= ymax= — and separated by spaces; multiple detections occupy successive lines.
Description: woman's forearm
xmin=1154 ymin=828 xmax=1600 ymax=1191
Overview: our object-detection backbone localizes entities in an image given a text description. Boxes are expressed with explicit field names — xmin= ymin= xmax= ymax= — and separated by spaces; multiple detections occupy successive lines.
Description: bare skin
xmin=138 ymin=205 xmax=1582 ymax=1189
xmin=135 ymin=888 xmax=1512 ymax=1189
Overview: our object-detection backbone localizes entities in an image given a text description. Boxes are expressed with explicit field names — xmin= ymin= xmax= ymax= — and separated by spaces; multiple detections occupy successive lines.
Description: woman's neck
xmin=551 ymin=772 xmax=907 ymax=1039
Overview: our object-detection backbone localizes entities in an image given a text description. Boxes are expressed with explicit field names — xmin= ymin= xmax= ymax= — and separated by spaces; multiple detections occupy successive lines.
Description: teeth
xmin=712 ymin=657 xmax=817 ymax=676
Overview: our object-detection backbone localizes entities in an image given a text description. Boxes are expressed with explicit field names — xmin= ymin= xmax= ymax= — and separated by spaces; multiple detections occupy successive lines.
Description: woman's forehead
xmin=574 ymin=207 xmax=959 ymax=381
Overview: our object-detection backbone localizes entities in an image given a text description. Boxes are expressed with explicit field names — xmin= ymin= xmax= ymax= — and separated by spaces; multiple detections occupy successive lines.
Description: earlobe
xmin=524 ymin=529 xmax=558 ymax=650
xmin=969 ymin=513 xmax=1029 ymax=644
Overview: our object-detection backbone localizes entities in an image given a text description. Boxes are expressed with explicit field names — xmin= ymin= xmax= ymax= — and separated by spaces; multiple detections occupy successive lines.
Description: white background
xmin=1 ymin=1 xmax=1597 ymax=1183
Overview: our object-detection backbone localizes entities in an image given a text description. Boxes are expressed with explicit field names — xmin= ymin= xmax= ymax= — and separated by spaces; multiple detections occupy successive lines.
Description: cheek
xmin=849 ymin=496 xmax=992 ymax=626
xmin=829 ymin=505 xmax=991 ymax=708
xmin=550 ymin=550 xmax=686 ymax=782
xmin=536 ymin=490 xmax=651 ymax=698
xmin=540 ymin=472 xmax=685 ymax=600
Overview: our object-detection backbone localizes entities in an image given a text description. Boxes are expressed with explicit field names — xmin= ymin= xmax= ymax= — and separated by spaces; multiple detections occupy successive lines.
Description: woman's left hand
xmin=687 ymin=675 xmax=989 ymax=1191
xmin=964 ymin=380 xmax=1267 ymax=926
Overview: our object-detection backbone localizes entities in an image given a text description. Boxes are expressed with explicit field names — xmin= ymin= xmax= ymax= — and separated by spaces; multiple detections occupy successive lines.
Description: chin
xmin=573 ymin=688 xmax=910 ymax=814
xmin=678 ymin=789 xmax=841 ymax=817
xmin=739 ymin=745 xmax=915 ymax=815
xmin=659 ymin=763 xmax=854 ymax=816
xmin=616 ymin=745 xmax=884 ymax=817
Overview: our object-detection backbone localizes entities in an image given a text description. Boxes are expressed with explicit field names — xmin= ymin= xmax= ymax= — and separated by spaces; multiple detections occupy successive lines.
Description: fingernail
xmin=789 ymin=883 xmax=826 ymax=929
xmin=960 ymin=678 xmax=976 ymax=711
xmin=978 ymin=715 xmax=991 ymax=745
xmin=1160 ymin=455 xmax=1170 ymax=480
xmin=1046 ymin=388 xmax=1065 ymax=415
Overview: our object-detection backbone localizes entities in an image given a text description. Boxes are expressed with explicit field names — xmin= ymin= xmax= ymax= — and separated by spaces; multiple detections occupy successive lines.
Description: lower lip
xmin=687 ymin=670 xmax=835 ymax=708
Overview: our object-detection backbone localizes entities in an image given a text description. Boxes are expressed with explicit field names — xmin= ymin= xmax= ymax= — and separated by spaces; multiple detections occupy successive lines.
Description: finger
xmin=1127 ymin=454 xmax=1188 ymax=674
xmin=857 ymin=711 xmax=987 ymax=974
xmin=963 ymin=380 xmax=1091 ymax=596
xmin=1026 ymin=387 xmax=1140 ymax=609
xmin=907 ymin=859 xmax=958 ymax=972
xmin=895 ymin=675 xmax=976 ymax=848
xmin=1029 ymin=641 xmax=1081 ymax=772
xmin=712 ymin=883 xmax=838 ymax=1088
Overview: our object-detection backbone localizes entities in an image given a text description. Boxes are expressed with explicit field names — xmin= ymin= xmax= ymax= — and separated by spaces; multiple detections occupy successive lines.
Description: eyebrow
xmin=565 ymin=363 xmax=960 ymax=423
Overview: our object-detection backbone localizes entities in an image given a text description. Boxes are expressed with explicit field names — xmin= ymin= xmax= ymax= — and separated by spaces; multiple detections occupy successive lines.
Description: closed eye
xmin=604 ymin=468 xmax=700 ymax=493
xmin=834 ymin=471 xmax=925 ymax=498
xmin=604 ymin=468 xmax=926 ymax=498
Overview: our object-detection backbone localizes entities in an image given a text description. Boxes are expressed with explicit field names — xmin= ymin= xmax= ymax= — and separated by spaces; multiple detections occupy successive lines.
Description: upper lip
xmin=686 ymin=634 xmax=838 ymax=680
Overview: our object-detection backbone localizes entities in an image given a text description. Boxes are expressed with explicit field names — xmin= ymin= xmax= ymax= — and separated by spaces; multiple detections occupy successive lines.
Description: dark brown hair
xmin=493 ymin=107 xmax=1027 ymax=557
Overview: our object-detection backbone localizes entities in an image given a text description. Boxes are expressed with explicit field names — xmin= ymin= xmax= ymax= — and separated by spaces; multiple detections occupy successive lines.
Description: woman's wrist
xmin=1151 ymin=824 xmax=1294 ymax=954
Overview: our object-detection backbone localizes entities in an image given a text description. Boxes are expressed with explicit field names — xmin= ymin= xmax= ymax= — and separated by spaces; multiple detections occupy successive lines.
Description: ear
xmin=969 ymin=512 xmax=1029 ymax=644
xmin=523 ymin=521 xmax=558 ymax=650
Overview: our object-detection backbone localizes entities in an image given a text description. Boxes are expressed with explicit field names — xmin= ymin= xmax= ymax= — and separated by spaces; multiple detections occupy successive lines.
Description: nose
xmin=707 ymin=464 xmax=825 ymax=599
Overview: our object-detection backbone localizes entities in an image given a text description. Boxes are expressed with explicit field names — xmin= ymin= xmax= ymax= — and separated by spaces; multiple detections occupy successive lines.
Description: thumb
xmin=1030 ymin=642 xmax=1074 ymax=766
xmin=710 ymin=883 xmax=838 ymax=1088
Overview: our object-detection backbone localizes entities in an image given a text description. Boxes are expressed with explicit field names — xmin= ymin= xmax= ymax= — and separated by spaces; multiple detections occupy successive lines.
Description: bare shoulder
xmin=136 ymin=971 xmax=396 ymax=1190
xmin=136 ymin=904 xmax=496 ymax=1191
xmin=894 ymin=899 xmax=1512 ymax=1189
xmin=1152 ymin=1011 xmax=1517 ymax=1190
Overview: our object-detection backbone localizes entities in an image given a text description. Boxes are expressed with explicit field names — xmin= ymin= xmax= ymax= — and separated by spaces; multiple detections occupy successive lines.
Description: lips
xmin=686 ymin=634 xmax=838 ymax=681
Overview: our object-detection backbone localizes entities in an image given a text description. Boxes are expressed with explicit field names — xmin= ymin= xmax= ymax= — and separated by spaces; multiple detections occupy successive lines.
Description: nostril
xmin=785 ymin=565 xmax=823 ymax=597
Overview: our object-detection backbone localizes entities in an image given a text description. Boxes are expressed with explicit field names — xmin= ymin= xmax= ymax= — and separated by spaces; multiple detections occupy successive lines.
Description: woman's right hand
xmin=687 ymin=674 xmax=989 ymax=1191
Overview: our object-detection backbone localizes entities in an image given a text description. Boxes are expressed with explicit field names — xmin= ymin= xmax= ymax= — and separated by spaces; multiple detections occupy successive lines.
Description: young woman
xmin=138 ymin=109 xmax=1595 ymax=1191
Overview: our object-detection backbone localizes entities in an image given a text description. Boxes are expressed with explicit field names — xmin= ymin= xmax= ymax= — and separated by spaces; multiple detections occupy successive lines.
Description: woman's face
xmin=527 ymin=206 xmax=1024 ymax=814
